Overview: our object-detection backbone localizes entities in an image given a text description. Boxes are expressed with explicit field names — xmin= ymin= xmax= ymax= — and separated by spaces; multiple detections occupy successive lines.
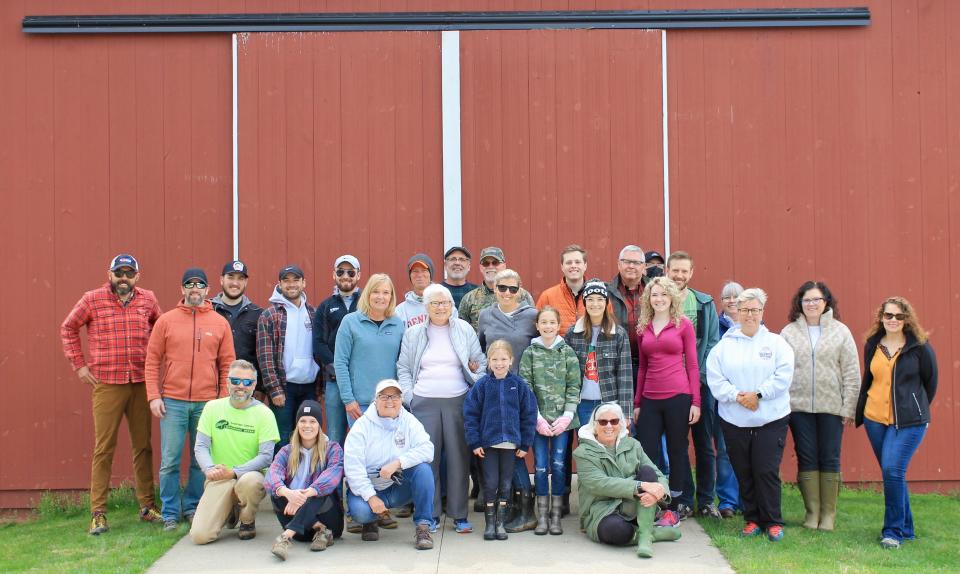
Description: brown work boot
xmin=361 ymin=522 xmax=379 ymax=541
xmin=414 ymin=523 xmax=434 ymax=550
xmin=88 ymin=511 xmax=109 ymax=535
xmin=270 ymin=534 xmax=292 ymax=561
xmin=310 ymin=524 xmax=334 ymax=551
xmin=378 ymin=510 xmax=398 ymax=529
xmin=238 ymin=521 xmax=256 ymax=540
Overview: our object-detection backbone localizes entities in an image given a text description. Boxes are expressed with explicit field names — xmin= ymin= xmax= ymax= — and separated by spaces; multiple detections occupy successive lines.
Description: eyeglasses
xmin=446 ymin=257 xmax=469 ymax=264
xmin=883 ymin=312 xmax=906 ymax=321
xmin=335 ymin=269 xmax=357 ymax=278
xmin=738 ymin=307 xmax=763 ymax=316
xmin=376 ymin=393 xmax=402 ymax=402
xmin=183 ymin=282 xmax=207 ymax=289
xmin=596 ymin=418 xmax=621 ymax=427
xmin=496 ymin=285 xmax=520 ymax=294
xmin=619 ymin=259 xmax=644 ymax=267
xmin=480 ymin=259 xmax=501 ymax=267
xmin=228 ymin=377 xmax=256 ymax=387
xmin=112 ymin=269 xmax=137 ymax=279
xmin=802 ymin=297 xmax=824 ymax=305
xmin=429 ymin=301 xmax=452 ymax=308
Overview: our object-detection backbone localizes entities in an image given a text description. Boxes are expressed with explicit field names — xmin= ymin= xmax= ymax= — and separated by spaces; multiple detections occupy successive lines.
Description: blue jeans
xmin=683 ymin=383 xmax=717 ymax=508
xmin=715 ymin=416 xmax=741 ymax=511
xmin=345 ymin=403 xmax=370 ymax=429
xmin=324 ymin=381 xmax=347 ymax=448
xmin=512 ymin=456 xmax=532 ymax=490
xmin=346 ymin=462 xmax=435 ymax=525
xmin=577 ymin=400 xmax=601 ymax=430
xmin=274 ymin=382 xmax=317 ymax=450
xmin=158 ymin=398 xmax=206 ymax=521
xmin=863 ymin=419 xmax=927 ymax=542
xmin=533 ymin=432 xmax=570 ymax=496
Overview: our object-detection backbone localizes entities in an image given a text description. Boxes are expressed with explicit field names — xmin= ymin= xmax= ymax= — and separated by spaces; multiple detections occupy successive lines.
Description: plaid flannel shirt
xmin=566 ymin=321 xmax=635 ymax=416
xmin=256 ymin=301 xmax=317 ymax=399
xmin=263 ymin=440 xmax=344 ymax=497
xmin=60 ymin=283 xmax=162 ymax=384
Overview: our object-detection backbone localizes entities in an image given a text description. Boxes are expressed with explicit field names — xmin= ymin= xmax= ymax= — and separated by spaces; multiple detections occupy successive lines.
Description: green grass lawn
xmin=0 ymin=488 xmax=185 ymax=574
xmin=697 ymin=483 xmax=960 ymax=574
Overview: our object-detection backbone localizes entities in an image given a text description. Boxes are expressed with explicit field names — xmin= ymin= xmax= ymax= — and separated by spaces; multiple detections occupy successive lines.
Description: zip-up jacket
xmin=536 ymin=277 xmax=585 ymax=336
xmin=688 ymin=287 xmax=721 ymax=386
xmin=463 ymin=372 xmax=538 ymax=452
xmin=518 ymin=336 xmax=582 ymax=426
xmin=780 ymin=309 xmax=861 ymax=418
xmin=566 ymin=318 xmax=635 ymax=416
xmin=312 ymin=290 xmax=360 ymax=379
xmin=396 ymin=317 xmax=486 ymax=405
xmin=855 ymin=332 xmax=937 ymax=429
xmin=256 ymin=288 xmax=318 ymax=400
xmin=145 ymin=300 xmax=235 ymax=402
xmin=477 ymin=303 xmax=539 ymax=373
xmin=333 ymin=311 xmax=405 ymax=407
xmin=210 ymin=294 xmax=263 ymax=387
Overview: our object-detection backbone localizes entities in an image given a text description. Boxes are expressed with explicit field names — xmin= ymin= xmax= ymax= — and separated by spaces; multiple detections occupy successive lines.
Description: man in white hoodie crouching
xmin=344 ymin=379 xmax=437 ymax=550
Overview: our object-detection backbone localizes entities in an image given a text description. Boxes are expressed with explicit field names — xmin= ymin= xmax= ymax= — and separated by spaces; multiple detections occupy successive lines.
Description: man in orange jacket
xmin=535 ymin=244 xmax=587 ymax=336
xmin=146 ymin=267 xmax=236 ymax=531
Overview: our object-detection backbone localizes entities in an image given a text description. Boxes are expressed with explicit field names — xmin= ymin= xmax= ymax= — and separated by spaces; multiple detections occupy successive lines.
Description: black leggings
xmin=271 ymin=494 xmax=344 ymax=542
xmin=595 ymin=465 xmax=659 ymax=546
xmin=481 ymin=448 xmax=516 ymax=503
xmin=636 ymin=393 xmax=692 ymax=509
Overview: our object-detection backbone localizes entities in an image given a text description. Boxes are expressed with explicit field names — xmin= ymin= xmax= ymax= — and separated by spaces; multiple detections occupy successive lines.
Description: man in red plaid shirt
xmin=61 ymin=253 xmax=163 ymax=535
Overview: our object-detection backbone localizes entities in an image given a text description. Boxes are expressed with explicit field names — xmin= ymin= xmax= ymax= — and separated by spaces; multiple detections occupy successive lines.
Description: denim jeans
xmin=324 ymin=381 xmax=348 ymax=449
xmin=683 ymin=383 xmax=717 ymax=508
xmin=158 ymin=398 xmax=206 ymax=521
xmin=345 ymin=403 xmax=370 ymax=429
xmin=715 ymin=415 xmax=741 ymax=511
xmin=274 ymin=382 xmax=317 ymax=450
xmin=533 ymin=432 xmax=570 ymax=496
xmin=863 ymin=419 xmax=927 ymax=542
xmin=346 ymin=462 xmax=435 ymax=525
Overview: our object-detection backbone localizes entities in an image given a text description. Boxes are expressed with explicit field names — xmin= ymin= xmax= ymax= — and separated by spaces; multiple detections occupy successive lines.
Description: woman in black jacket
xmin=854 ymin=296 xmax=937 ymax=550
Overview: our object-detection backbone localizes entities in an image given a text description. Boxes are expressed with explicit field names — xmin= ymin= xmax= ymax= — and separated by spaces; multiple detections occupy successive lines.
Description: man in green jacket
xmin=666 ymin=251 xmax=721 ymax=519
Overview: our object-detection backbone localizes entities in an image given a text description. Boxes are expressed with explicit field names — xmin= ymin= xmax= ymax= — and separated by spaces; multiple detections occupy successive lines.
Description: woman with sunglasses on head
xmin=573 ymin=403 xmax=680 ymax=558
xmin=855 ymin=297 xmax=937 ymax=550
xmin=265 ymin=400 xmax=344 ymax=560
xmin=706 ymin=288 xmax=794 ymax=542
xmin=477 ymin=269 xmax=541 ymax=532
xmin=780 ymin=281 xmax=860 ymax=531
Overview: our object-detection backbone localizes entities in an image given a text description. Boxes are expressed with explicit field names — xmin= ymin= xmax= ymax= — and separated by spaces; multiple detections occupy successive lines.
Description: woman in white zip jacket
xmin=706 ymin=288 xmax=794 ymax=542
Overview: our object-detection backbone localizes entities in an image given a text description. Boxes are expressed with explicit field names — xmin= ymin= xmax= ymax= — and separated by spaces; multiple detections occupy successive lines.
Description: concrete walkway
xmin=149 ymin=488 xmax=733 ymax=574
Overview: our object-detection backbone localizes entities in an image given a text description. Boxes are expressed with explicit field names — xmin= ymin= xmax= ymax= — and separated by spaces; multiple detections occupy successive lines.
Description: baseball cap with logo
xmin=109 ymin=254 xmax=139 ymax=272
xmin=221 ymin=260 xmax=249 ymax=277
xmin=278 ymin=265 xmax=305 ymax=280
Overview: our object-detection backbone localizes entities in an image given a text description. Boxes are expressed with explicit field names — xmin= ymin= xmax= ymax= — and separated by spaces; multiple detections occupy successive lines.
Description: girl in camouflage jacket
xmin=518 ymin=306 xmax=582 ymax=535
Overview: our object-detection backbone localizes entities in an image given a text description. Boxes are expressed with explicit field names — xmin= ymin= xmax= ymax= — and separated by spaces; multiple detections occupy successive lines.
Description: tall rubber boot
xmin=495 ymin=499 xmax=509 ymax=540
xmin=483 ymin=502 xmax=497 ymax=541
xmin=503 ymin=488 xmax=521 ymax=525
xmin=534 ymin=496 xmax=549 ymax=535
xmin=561 ymin=492 xmax=571 ymax=517
xmin=505 ymin=488 xmax=537 ymax=532
xmin=819 ymin=472 xmax=841 ymax=531
xmin=548 ymin=495 xmax=563 ymax=535
xmin=635 ymin=502 xmax=656 ymax=558
xmin=796 ymin=470 xmax=821 ymax=529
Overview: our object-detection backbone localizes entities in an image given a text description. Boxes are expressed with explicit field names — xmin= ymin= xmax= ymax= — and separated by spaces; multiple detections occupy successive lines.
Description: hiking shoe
xmin=139 ymin=506 xmax=163 ymax=523
xmin=378 ymin=511 xmax=398 ymax=529
xmin=767 ymin=525 xmax=784 ymax=541
xmin=163 ymin=519 xmax=178 ymax=532
xmin=224 ymin=504 xmax=239 ymax=529
xmin=89 ymin=512 xmax=109 ymax=535
xmin=741 ymin=521 xmax=761 ymax=537
xmin=310 ymin=526 xmax=333 ymax=551
xmin=676 ymin=504 xmax=694 ymax=520
xmin=415 ymin=523 xmax=434 ymax=550
xmin=184 ymin=512 xmax=195 ymax=526
xmin=654 ymin=510 xmax=680 ymax=527
xmin=238 ymin=522 xmax=256 ymax=540
xmin=454 ymin=518 xmax=473 ymax=533
xmin=271 ymin=534 xmax=292 ymax=561
xmin=393 ymin=503 xmax=414 ymax=518
xmin=880 ymin=537 xmax=901 ymax=550
xmin=361 ymin=523 xmax=380 ymax=542
xmin=718 ymin=507 xmax=736 ymax=519
xmin=345 ymin=515 xmax=363 ymax=534
xmin=697 ymin=504 xmax=722 ymax=519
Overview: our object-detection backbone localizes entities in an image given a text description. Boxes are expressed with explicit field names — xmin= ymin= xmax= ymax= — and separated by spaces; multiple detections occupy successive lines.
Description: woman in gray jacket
xmin=397 ymin=283 xmax=485 ymax=534
xmin=780 ymin=281 xmax=860 ymax=532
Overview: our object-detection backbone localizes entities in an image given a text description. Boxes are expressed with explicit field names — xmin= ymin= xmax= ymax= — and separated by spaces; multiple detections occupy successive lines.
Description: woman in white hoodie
xmin=706 ymin=288 xmax=794 ymax=543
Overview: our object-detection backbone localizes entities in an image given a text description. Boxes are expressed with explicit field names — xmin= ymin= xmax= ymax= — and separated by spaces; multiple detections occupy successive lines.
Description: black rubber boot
xmin=505 ymin=488 xmax=537 ymax=533
xmin=561 ymin=492 xmax=571 ymax=517
xmin=495 ymin=500 xmax=509 ymax=540
xmin=483 ymin=502 xmax=497 ymax=541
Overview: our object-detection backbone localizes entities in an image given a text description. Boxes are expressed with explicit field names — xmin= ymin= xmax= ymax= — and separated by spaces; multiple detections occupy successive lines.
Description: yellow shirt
xmin=864 ymin=347 xmax=898 ymax=425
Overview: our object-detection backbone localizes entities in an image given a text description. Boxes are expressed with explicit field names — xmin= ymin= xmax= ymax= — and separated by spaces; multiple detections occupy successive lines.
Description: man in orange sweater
xmin=146 ymin=267 xmax=236 ymax=531
xmin=535 ymin=244 xmax=587 ymax=336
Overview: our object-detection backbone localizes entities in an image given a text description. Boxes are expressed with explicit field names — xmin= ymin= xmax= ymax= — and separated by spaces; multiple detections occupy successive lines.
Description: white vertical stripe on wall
xmin=232 ymin=33 xmax=240 ymax=260
xmin=661 ymin=29 xmax=670 ymax=259
xmin=441 ymin=30 xmax=463 ymax=255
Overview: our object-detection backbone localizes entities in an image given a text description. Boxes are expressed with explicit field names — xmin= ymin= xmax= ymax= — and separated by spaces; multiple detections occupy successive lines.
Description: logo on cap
xmin=233 ymin=261 xmax=244 ymax=272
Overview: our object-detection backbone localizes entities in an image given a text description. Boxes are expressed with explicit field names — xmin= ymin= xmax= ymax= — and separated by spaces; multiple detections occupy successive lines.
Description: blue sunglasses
xmin=228 ymin=377 xmax=256 ymax=387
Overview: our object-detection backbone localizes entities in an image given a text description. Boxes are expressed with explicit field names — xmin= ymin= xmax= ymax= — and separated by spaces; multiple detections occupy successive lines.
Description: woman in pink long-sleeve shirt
xmin=632 ymin=276 xmax=701 ymax=523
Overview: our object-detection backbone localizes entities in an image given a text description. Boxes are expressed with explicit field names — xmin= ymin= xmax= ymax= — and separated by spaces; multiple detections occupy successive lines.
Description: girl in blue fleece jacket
xmin=463 ymin=340 xmax=537 ymax=540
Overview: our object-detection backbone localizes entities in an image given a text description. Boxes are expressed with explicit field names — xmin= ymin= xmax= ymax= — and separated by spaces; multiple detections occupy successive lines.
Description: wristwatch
xmin=756 ymin=392 xmax=763 ymax=400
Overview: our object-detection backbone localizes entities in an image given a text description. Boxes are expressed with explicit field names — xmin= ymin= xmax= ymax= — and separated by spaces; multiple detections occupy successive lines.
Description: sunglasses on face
xmin=480 ymin=259 xmax=500 ymax=267
xmin=112 ymin=269 xmax=137 ymax=279
xmin=596 ymin=418 xmax=621 ymax=427
xmin=496 ymin=285 xmax=520 ymax=294
xmin=183 ymin=282 xmax=207 ymax=290
xmin=336 ymin=269 xmax=357 ymax=278
xmin=883 ymin=312 xmax=906 ymax=321
xmin=228 ymin=377 xmax=256 ymax=387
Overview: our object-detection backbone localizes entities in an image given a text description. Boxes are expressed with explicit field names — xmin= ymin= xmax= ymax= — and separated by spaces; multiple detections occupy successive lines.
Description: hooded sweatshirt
xmin=706 ymin=324 xmax=794 ymax=427
xmin=394 ymin=287 xmax=459 ymax=329
xmin=268 ymin=288 xmax=320 ymax=385
xmin=342 ymin=403 xmax=434 ymax=501
xmin=476 ymin=303 xmax=539 ymax=374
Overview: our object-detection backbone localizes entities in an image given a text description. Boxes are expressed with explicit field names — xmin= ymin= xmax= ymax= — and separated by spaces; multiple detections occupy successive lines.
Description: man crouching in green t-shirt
xmin=190 ymin=359 xmax=281 ymax=544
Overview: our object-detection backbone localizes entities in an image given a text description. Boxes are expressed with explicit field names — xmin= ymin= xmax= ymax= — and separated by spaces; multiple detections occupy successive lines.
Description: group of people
xmin=60 ymin=244 xmax=938 ymax=561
